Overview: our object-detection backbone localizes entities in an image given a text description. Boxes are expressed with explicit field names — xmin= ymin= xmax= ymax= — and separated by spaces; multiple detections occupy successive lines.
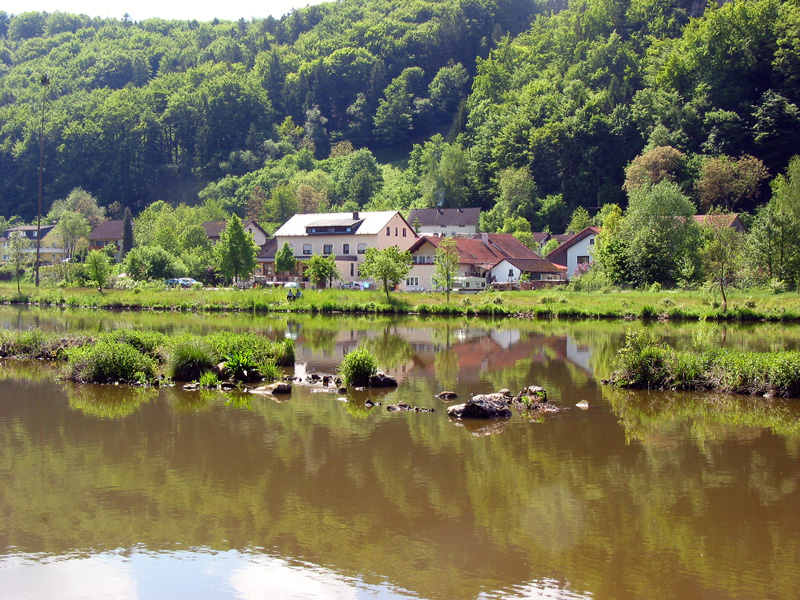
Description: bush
xmin=102 ymin=329 xmax=168 ymax=357
xmin=339 ymin=346 xmax=378 ymax=387
xmin=167 ymin=337 xmax=215 ymax=381
xmin=66 ymin=340 xmax=156 ymax=383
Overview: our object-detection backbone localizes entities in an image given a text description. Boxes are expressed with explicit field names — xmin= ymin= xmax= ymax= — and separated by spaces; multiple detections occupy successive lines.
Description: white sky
xmin=2 ymin=0 xmax=331 ymax=22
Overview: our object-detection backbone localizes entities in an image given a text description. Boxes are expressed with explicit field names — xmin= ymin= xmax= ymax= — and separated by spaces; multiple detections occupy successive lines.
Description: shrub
xmin=223 ymin=350 xmax=259 ymax=382
xmin=102 ymin=329 xmax=168 ymax=357
xmin=66 ymin=340 xmax=156 ymax=383
xmin=339 ymin=346 xmax=378 ymax=387
xmin=167 ymin=337 xmax=215 ymax=381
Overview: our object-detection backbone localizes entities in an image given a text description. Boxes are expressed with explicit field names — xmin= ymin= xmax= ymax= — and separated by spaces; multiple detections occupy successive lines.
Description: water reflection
xmin=1 ymin=309 xmax=800 ymax=599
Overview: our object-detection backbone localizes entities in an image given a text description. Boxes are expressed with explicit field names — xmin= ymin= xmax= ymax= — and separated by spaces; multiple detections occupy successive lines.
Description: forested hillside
xmin=1 ymin=0 xmax=799 ymax=234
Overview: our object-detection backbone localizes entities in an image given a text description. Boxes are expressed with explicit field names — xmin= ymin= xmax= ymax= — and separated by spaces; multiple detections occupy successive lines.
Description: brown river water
xmin=1 ymin=307 xmax=800 ymax=599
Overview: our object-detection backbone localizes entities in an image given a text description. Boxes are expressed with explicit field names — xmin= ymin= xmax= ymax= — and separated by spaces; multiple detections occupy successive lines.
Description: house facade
xmin=89 ymin=219 xmax=126 ymax=260
xmin=272 ymin=211 xmax=416 ymax=285
xmin=407 ymin=207 xmax=481 ymax=237
xmin=403 ymin=233 xmax=558 ymax=291
xmin=0 ymin=225 xmax=61 ymax=264
xmin=491 ymin=258 xmax=565 ymax=283
xmin=546 ymin=226 xmax=599 ymax=279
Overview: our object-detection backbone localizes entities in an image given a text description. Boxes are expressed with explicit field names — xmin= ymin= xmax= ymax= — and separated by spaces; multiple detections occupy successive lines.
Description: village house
xmin=89 ymin=219 xmax=125 ymax=260
xmin=271 ymin=211 xmax=416 ymax=286
xmin=403 ymin=233 xmax=562 ymax=291
xmin=202 ymin=219 xmax=270 ymax=246
xmin=694 ymin=214 xmax=747 ymax=232
xmin=407 ymin=207 xmax=481 ymax=236
xmin=546 ymin=226 xmax=599 ymax=280
xmin=0 ymin=224 xmax=62 ymax=264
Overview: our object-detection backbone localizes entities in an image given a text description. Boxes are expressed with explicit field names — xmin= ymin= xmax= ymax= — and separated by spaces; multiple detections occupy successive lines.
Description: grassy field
xmin=2 ymin=283 xmax=800 ymax=321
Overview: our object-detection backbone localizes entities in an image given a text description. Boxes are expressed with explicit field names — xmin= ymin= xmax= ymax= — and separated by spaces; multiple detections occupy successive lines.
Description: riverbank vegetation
xmin=608 ymin=329 xmax=800 ymax=397
xmin=3 ymin=282 xmax=800 ymax=321
xmin=0 ymin=327 xmax=294 ymax=385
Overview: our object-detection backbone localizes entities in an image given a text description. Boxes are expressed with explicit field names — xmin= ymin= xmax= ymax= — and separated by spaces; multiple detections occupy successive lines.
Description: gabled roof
xmin=407 ymin=207 xmax=481 ymax=228
xmin=694 ymin=214 xmax=746 ymax=231
xmin=499 ymin=257 xmax=564 ymax=274
xmin=409 ymin=233 xmax=540 ymax=268
xmin=89 ymin=220 xmax=125 ymax=240
xmin=274 ymin=211 xmax=407 ymax=237
xmin=546 ymin=226 xmax=599 ymax=260
xmin=202 ymin=219 xmax=268 ymax=240
xmin=3 ymin=224 xmax=56 ymax=239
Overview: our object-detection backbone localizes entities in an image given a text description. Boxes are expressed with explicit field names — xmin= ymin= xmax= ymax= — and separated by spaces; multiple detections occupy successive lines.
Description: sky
xmin=2 ymin=0 xmax=330 ymax=22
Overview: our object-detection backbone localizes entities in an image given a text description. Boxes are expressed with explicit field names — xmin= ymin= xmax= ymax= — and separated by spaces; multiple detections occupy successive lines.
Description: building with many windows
xmin=271 ymin=211 xmax=416 ymax=285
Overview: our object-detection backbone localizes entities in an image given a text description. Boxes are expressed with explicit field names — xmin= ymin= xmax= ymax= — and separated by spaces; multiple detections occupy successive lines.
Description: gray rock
xmin=436 ymin=391 xmax=458 ymax=400
xmin=447 ymin=394 xmax=512 ymax=419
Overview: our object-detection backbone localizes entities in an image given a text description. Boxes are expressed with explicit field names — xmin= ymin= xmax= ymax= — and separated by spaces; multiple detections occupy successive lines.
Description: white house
xmin=272 ymin=211 xmax=416 ymax=285
xmin=403 ymin=233 xmax=556 ymax=291
xmin=407 ymin=207 xmax=481 ymax=237
xmin=546 ymin=226 xmax=599 ymax=279
xmin=491 ymin=258 xmax=565 ymax=283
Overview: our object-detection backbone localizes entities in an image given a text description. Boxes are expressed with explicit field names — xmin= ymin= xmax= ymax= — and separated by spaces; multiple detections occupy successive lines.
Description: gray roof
xmin=274 ymin=211 xmax=402 ymax=237
xmin=408 ymin=207 xmax=481 ymax=227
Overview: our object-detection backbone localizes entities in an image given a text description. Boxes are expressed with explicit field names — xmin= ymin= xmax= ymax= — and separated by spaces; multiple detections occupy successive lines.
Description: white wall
xmin=565 ymin=234 xmax=596 ymax=279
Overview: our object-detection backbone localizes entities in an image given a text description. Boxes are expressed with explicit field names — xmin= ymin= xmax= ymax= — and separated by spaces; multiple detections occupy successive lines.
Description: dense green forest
xmin=1 ymin=0 xmax=799 ymax=234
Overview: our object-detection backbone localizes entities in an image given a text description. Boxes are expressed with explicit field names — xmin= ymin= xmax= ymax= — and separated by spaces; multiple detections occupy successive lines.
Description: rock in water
xmin=447 ymin=394 xmax=512 ymax=419
xmin=368 ymin=373 xmax=398 ymax=388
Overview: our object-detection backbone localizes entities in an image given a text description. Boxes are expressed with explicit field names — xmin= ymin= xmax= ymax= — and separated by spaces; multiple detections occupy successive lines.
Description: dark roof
xmin=546 ymin=226 xmax=599 ymax=262
xmin=407 ymin=207 xmax=481 ymax=228
xmin=532 ymin=232 xmax=551 ymax=244
xmin=502 ymin=258 xmax=563 ymax=274
xmin=201 ymin=221 xmax=227 ymax=239
xmin=89 ymin=220 xmax=125 ymax=241
xmin=3 ymin=224 xmax=55 ymax=239
xmin=203 ymin=219 xmax=269 ymax=240
xmin=257 ymin=238 xmax=278 ymax=259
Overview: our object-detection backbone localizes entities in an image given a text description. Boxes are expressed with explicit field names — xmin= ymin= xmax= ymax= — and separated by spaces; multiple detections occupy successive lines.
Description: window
xmin=323 ymin=244 xmax=333 ymax=255
xmin=402 ymin=229 xmax=406 ymax=237
xmin=303 ymin=244 xmax=312 ymax=255
xmin=405 ymin=276 xmax=419 ymax=287
xmin=441 ymin=224 xmax=446 ymax=228
xmin=350 ymin=263 xmax=354 ymax=277
xmin=577 ymin=255 xmax=590 ymax=264
xmin=343 ymin=244 xmax=350 ymax=254
xmin=386 ymin=227 xmax=390 ymax=235
xmin=508 ymin=269 xmax=514 ymax=278
xmin=589 ymin=238 xmax=595 ymax=245
xmin=357 ymin=243 xmax=367 ymax=254
xmin=395 ymin=227 xmax=398 ymax=236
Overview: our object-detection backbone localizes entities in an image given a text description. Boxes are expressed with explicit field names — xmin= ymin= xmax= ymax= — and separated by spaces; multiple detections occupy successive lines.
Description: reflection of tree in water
xmin=362 ymin=326 xmax=413 ymax=370
xmin=434 ymin=349 xmax=460 ymax=390
xmin=67 ymin=384 xmax=158 ymax=419
xmin=303 ymin=327 xmax=339 ymax=354
xmin=604 ymin=386 xmax=800 ymax=446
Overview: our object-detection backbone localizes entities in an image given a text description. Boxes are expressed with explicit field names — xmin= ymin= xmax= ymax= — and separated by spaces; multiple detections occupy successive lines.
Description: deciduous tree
xmin=359 ymin=246 xmax=413 ymax=302
xmin=431 ymin=237 xmax=460 ymax=302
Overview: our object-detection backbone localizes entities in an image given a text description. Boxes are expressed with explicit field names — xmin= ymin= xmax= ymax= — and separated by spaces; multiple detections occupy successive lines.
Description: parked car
xmin=165 ymin=278 xmax=181 ymax=287
xmin=178 ymin=278 xmax=201 ymax=288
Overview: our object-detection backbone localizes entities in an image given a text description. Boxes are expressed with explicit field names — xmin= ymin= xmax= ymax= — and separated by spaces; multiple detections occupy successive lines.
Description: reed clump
xmin=609 ymin=329 xmax=800 ymax=397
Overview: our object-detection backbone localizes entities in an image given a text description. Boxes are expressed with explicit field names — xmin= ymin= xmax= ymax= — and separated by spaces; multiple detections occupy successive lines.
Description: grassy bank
xmin=0 ymin=327 xmax=294 ymax=385
xmin=3 ymin=283 xmax=800 ymax=321
xmin=607 ymin=329 xmax=800 ymax=397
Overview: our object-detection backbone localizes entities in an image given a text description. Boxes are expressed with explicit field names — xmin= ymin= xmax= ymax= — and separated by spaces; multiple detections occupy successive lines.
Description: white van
xmin=452 ymin=276 xmax=487 ymax=293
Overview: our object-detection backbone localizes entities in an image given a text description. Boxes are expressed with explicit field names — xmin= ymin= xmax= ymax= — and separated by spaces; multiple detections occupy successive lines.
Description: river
xmin=1 ymin=307 xmax=799 ymax=599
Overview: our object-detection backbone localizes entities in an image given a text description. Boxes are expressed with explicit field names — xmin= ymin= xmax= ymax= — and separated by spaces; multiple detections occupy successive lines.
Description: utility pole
xmin=36 ymin=73 xmax=50 ymax=287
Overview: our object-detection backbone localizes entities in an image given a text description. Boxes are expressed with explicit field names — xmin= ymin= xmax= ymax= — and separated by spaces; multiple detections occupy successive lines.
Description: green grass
xmin=609 ymin=329 xmax=800 ymax=397
xmin=5 ymin=282 xmax=800 ymax=322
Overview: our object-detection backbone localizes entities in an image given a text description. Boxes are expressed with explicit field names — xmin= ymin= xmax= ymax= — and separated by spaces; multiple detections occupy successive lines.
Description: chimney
xmin=481 ymin=232 xmax=489 ymax=246
xmin=352 ymin=211 xmax=359 ymax=220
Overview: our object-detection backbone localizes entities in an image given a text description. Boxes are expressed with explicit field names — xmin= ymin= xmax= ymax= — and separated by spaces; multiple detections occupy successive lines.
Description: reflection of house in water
xmin=295 ymin=322 xmax=595 ymax=386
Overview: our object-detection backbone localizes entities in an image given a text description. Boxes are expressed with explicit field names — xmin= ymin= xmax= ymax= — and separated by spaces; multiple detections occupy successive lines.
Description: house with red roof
xmin=403 ymin=233 xmax=562 ymax=291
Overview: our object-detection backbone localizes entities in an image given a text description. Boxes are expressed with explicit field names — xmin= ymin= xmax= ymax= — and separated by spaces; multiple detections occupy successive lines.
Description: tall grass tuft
xmin=167 ymin=337 xmax=216 ymax=381
xmin=339 ymin=347 xmax=378 ymax=387
xmin=65 ymin=340 xmax=156 ymax=383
